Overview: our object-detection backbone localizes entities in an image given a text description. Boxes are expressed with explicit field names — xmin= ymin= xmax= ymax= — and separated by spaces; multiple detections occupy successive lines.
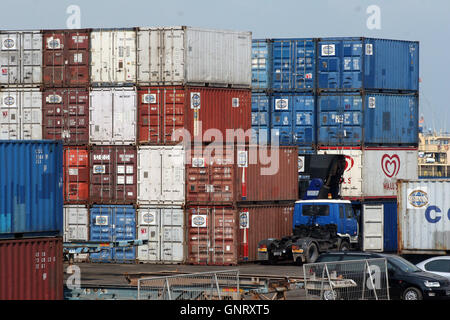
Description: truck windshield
xmin=302 ymin=205 xmax=330 ymax=216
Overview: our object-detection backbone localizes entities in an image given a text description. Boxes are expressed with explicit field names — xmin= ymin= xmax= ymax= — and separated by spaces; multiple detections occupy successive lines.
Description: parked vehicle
xmin=314 ymin=252 xmax=450 ymax=300
xmin=416 ymin=256 xmax=450 ymax=280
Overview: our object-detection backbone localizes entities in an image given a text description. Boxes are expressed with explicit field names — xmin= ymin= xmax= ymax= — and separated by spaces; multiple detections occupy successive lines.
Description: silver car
xmin=416 ymin=256 xmax=450 ymax=280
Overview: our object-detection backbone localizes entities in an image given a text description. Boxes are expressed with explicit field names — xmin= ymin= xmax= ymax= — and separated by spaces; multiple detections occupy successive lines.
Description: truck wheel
xmin=339 ymin=240 xmax=350 ymax=252
xmin=306 ymin=243 xmax=319 ymax=263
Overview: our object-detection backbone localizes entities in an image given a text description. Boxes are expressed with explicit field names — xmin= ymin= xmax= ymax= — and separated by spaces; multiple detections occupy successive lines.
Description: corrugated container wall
xmin=64 ymin=146 xmax=89 ymax=203
xmin=137 ymin=27 xmax=251 ymax=87
xmin=90 ymin=29 xmax=136 ymax=86
xmin=89 ymin=87 xmax=137 ymax=145
xmin=0 ymin=237 xmax=63 ymax=300
xmin=90 ymin=145 xmax=137 ymax=204
xmin=187 ymin=203 xmax=294 ymax=265
xmin=0 ymin=87 xmax=42 ymax=140
xmin=89 ymin=205 xmax=136 ymax=263
xmin=397 ymin=179 xmax=450 ymax=254
xmin=137 ymin=86 xmax=251 ymax=144
xmin=137 ymin=206 xmax=184 ymax=264
xmin=0 ymin=31 xmax=42 ymax=86
xmin=186 ymin=145 xmax=298 ymax=204
xmin=64 ymin=205 xmax=89 ymax=242
xmin=42 ymin=88 xmax=89 ymax=144
xmin=0 ymin=141 xmax=63 ymax=238
xmin=251 ymin=92 xmax=270 ymax=144
xmin=317 ymin=37 xmax=419 ymax=92
xmin=137 ymin=145 xmax=185 ymax=205
xmin=318 ymin=147 xmax=418 ymax=199
xmin=43 ymin=29 xmax=90 ymax=87
xmin=318 ymin=93 xmax=418 ymax=147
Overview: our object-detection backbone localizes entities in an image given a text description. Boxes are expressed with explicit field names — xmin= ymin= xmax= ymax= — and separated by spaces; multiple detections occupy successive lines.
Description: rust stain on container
xmin=42 ymin=88 xmax=89 ymax=144
xmin=43 ymin=29 xmax=90 ymax=87
xmin=186 ymin=144 xmax=298 ymax=203
xmin=0 ymin=237 xmax=63 ymax=300
xmin=186 ymin=203 xmax=294 ymax=265
xmin=137 ymin=86 xmax=251 ymax=144
xmin=90 ymin=146 xmax=137 ymax=204
xmin=64 ymin=146 xmax=89 ymax=204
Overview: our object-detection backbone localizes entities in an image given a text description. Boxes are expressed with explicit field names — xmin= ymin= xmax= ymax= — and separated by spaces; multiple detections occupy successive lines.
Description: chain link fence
xmin=137 ymin=270 xmax=241 ymax=300
xmin=303 ymin=258 xmax=390 ymax=300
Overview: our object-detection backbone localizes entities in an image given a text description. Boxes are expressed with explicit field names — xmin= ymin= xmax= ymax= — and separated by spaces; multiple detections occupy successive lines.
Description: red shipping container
xmin=137 ymin=86 xmax=251 ymax=144
xmin=187 ymin=203 xmax=294 ymax=265
xmin=64 ymin=146 xmax=89 ymax=203
xmin=186 ymin=145 xmax=298 ymax=204
xmin=0 ymin=237 xmax=64 ymax=300
xmin=90 ymin=146 xmax=137 ymax=204
xmin=43 ymin=29 xmax=90 ymax=87
xmin=42 ymin=88 xmax=89 ymax=145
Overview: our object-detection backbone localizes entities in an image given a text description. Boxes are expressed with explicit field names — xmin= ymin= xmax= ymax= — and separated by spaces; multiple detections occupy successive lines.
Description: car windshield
xmin=389 ymin=256 xmax=422 ymax=273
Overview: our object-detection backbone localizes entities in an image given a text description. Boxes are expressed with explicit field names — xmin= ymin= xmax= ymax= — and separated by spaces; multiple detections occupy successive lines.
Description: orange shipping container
xmin=137 ymin=86 xmax=251 ymax=144
xmin=187 ymin=203 xmax=294 ymax=265
xmin=186 ymin=145 xmax=298 ymax=204
xmin=64 ymin=146 xmax=89 ymax=203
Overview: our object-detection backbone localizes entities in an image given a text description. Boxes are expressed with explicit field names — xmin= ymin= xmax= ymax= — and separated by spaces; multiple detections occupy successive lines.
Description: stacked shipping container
xmin=251 ymin=37 xmax=420 ymax=253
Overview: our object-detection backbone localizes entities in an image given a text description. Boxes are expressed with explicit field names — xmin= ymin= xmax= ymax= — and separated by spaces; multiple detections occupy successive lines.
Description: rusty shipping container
xmin=186 ymin=145 xmax=298 ymax=204
xmin=0 ymin=237 xmax=64 ymax=300
xmin=64 ymin=146 xmax=89 ymax=204
xmin=187 ymin=203 xmax=294 ymax=265
xmin=43 ymin=29 xmax=90 ymax=87
xmin=90 ymin=145 xmax=137 ymax=204
xmin=137 ymin=86 xmax=251 ymax=144
xmin=42 ymin=88 xmax=89 ymax=144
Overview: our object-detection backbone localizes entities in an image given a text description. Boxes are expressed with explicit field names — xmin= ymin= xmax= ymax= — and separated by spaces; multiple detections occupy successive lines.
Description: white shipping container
xmin=0 ymin=31 xmax=42 ymax=85
xmin=90 ymin=29 xmax=136 ymax=85
xmin=137 ymin=145 xmax=185 ymax=204
xmin=64 ymin=205 xmax=89 ymax=242
xmin=398 ymin=179 xmax=450 ymax=254
xmin=89 ymin=87 xmax=137 ymax=145
xmin=318 ymin=147 xmax=418 ymax=198
xmin=137 ymin=206 xmax=184 ymax=263
xmin=137 ymin=26 xmax=251 ymax=87
xmin=0 ymin=87 xmax=41 ymax=140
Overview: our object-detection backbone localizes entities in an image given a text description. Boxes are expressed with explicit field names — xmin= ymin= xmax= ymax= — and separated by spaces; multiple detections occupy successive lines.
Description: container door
xmin=64 ymin=205 xmax=88 ymax=242
xmin=0 ymin=32 xmax=20 ymax=84
xmin=210 ymin=207 xmax=237 ymax=265
xmin=161 ymin=87 xmax=185 ymax=143
xmin=20 ymin=89 xmax=42 ymax=140
xmin=90 ymin=90 xmax=113 ymax=144
xmin=161 ymin=146 xmax=185 ymax=203
xmin=162 ymin=28 xmax=184 ymax=84
xmin=137 ymin=208 xmax=160 ymax=262
xmin=362 ymin=204 xmax=384 ymax=252
xmin=0 ymin=90 xmax=19 ymax=139
xmin=161 ymin=207 xmax=184 ymax=262
xmin=112 ymin=88 xmax=136 ymax=144
xmin=22 ymin=32 xmax=42 ymax=85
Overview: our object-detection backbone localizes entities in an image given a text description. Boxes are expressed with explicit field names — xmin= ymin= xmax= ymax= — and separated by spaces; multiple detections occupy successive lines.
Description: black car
xmin=313 ymin=251 xmax=450 ymax=300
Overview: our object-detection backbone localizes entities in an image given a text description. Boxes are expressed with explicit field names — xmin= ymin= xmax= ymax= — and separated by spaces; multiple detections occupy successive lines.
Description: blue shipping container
xmin=0 ymin=140 xmax=63 ymax=238
xmin=252 ymin=39 xmax=271 ymax=90
xmin=360 ymin=201 xmax=398 ymax=252
xmin=318 ymin=37 xmax=419 ymax=92
xmin=90 ymin=205 xmax=136 ymax=263
xmin=251 ymin=92 xmax=316 ymax=146
xmin=272 ymin=38 xmax=316 ymax=90
xmin=318 ymin=93 xmax=418 ymax=146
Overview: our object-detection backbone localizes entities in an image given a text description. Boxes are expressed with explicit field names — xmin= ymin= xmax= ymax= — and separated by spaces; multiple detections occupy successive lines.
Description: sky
xmin=1 ymin=0 xmax=449 ymax=132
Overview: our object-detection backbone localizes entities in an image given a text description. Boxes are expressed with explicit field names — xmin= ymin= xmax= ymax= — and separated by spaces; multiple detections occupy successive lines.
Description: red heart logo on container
xmin=381 ymin=154 xmax=400 ymax=178
xmin=344 ymin=156 xmax=354 ymax=172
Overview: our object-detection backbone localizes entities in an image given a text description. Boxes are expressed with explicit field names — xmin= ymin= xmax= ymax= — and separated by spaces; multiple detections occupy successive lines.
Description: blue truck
xmin=257 ymin=155 xmax=362 ymax=264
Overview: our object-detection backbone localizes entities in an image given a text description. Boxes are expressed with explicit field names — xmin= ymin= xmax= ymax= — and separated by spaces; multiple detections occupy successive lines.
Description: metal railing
xmin=303 ymin=258 xmax=390 ymax=300
xmin=137 ymin=270 xmax=241 ymax=300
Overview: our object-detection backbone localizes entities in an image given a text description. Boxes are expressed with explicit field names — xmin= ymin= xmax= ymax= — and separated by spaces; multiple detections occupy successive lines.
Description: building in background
xmin=418 ymin=132 xmax=450 ymax=178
